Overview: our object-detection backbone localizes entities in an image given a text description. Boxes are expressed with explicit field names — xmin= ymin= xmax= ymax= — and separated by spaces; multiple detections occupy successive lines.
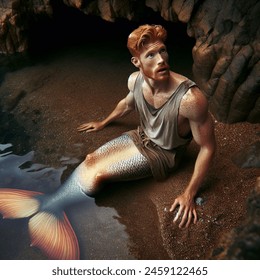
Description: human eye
xmin=146 ymin=52 xmax=155 ymax=59
xmin=159 ymin=48 xmax=167 ymax=54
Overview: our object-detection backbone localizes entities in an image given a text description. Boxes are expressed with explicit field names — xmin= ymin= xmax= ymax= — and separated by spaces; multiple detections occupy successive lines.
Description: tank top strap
xmin=133 ymin=72 xmax=143 ymax=96
xmin=172 ymin=79 xmax=197 ymax=105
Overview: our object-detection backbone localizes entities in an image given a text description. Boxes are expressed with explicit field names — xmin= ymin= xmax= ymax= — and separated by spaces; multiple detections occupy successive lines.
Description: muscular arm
xmin=170 ymin=87 xmax=216 ymax=228
xmin=77 ymin=73 xmax=137 ymax=132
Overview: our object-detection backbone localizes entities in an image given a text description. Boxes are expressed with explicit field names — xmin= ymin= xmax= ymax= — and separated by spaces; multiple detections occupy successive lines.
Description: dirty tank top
xmin=132 ymin=73 xmax=196 ymax=150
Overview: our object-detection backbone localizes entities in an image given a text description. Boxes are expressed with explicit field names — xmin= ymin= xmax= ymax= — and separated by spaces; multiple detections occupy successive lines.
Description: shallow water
xmin=0 ymin=143 xmax=133 ymax=259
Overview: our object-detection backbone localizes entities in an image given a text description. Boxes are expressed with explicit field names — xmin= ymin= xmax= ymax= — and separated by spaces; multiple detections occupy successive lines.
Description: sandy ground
xmin=0 ymin=43 xmax=259 ymax=260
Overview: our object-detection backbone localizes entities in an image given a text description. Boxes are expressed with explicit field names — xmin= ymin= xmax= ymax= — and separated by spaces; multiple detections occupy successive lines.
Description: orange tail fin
xmin=29 ymin=212 xmax=79 ymax=259
xmin=0 ymin=188 xmax=40 ymax=218
xmin=0 ymin=188 xmax=80 ymax=259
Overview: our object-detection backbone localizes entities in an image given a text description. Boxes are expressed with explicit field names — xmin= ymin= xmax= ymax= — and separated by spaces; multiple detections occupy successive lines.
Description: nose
xmin=157 ymin=53 xmax=165 ymax=64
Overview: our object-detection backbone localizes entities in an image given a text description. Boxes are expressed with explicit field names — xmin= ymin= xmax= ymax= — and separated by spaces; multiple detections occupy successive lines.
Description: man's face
xmin=136 ymin=40 xmax=170 ymax=81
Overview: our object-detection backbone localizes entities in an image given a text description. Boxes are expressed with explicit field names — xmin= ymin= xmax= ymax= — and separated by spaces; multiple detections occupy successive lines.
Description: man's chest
xmin=141 ymin=90 xmax=191 ymax=138
xmin=143 ymin=90 xmax=173 ymax=109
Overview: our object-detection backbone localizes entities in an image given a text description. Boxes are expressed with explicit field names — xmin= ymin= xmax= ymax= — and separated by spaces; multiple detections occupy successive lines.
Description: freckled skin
xmin=77 ymin=27 xmax=216 ymax=228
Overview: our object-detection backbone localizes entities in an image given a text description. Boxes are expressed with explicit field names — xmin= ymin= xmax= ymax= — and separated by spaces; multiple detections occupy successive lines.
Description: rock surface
xmin=0 ymin=0 xmax=53 ymax=53
xmin=0 ymin=0 xmax=259 ymax=123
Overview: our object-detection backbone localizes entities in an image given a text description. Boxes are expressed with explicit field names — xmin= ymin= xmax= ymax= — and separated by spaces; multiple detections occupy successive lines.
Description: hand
xmin=169 ymin=192 xmax=198 ymax=228
xmin=77 ymin=121 xmax=104 ymax=132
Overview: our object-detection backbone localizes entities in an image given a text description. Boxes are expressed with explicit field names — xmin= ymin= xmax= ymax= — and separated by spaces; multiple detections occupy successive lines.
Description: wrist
xmin=100 ymin=120 xmax=107 ymax=128
xmin=183 ymin=187 xmax=197 ymax=200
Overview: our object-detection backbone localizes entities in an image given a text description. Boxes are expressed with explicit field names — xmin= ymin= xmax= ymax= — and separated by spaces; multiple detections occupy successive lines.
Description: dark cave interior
xmin=27 ymin=1 xmax=195 ymax=55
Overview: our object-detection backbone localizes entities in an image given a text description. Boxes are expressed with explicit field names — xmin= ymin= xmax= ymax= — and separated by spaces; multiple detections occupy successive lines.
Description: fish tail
xmin=29 ymin=211 xmax=79 ymax=260
xmin=0 ymin=188 xmax=40 ymax=219
xmin=0 ymin=188 xmax=80 ymax=260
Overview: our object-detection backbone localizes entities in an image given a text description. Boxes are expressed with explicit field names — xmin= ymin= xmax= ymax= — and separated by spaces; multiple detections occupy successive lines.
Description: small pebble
xmin=195 ymin=197 xmax=204 ymax=206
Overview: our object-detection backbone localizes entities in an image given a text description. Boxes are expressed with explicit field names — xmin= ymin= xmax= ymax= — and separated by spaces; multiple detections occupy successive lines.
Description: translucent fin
xmin=29 ymin=211 xmax=80 ymax=260
xmin=0 ymin=188 xmax=40 ymax=218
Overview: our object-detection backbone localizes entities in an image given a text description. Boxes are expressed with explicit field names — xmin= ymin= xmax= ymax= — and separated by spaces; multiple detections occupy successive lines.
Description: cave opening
xmin=26 ymin=1 xmax=195 ymax=77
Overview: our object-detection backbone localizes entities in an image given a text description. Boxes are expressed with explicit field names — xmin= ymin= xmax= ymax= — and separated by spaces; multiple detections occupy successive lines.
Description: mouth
xmin=157 ymin=66 xmax=169 ymax=73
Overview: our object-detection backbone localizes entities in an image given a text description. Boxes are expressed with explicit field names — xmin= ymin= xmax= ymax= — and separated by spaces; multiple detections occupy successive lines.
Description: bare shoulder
xmin=128 ymin=71 xmax=140 ymax=92
xmin=180 ymin=86 xmax=209 ymax=122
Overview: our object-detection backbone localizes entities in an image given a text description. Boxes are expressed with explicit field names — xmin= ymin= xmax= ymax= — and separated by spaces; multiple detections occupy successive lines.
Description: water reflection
xmin=0 ymin=144 xmax=64 ymax=191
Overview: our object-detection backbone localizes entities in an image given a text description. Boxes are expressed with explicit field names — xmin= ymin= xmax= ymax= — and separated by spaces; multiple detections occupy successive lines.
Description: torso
xmin=177 ymin=114 xmax=191 ymax=138
xmin=141 ymin=71 xmax=192 ymax=139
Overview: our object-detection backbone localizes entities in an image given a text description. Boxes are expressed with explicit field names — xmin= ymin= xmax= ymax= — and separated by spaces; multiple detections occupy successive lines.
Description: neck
xmin=142 ymin=73 xmax=171 ymax=95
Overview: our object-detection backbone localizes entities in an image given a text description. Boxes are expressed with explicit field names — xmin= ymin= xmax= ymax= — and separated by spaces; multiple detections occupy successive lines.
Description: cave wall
xmin=0 ymin=0 xmax=259 ymax=123
xmin=186 ymin=0 xmax=260 ymax=123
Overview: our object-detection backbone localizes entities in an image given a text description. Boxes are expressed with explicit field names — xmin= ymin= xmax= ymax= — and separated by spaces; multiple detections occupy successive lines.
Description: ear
xmin=131 ymin=57 xmax=140 ymax=68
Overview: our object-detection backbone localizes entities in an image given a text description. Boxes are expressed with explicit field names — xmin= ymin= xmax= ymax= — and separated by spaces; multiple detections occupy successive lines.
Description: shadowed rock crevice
xmin=0 ymin=0 xmax=259 ymax=123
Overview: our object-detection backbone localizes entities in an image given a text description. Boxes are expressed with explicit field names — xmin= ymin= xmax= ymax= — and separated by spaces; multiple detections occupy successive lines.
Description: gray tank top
xmin=132 ymin=73 xmax=196 ymax=150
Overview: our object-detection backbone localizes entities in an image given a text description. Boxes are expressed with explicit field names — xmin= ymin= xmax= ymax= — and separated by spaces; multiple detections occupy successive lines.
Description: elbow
xmin=119 ymin=99 xmax=133 ymax=117
xmin=201 ymin=141 xmax=216 ymax=162
xmin=121 ymin=106 xmax=132 ymax=118
xmin=206 ymin=133 xmax=217 ymax=160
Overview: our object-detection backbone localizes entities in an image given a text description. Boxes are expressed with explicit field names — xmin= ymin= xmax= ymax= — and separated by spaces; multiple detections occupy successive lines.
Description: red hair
xmin=127 ymin=24 xmax=167 ymax=56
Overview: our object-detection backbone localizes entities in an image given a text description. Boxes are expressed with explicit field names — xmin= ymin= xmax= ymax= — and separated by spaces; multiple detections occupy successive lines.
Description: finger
xmin=169 ymin=200 xmax=179 ymax=212
xmin=77 ymin=128 xmax=86 ymax=132
xmin=173 ymin=205 xmax=183 ymax=222
xmin=77 ymin=124 xmax=93 ymax=132
xmin=86 ymin=127 xmax=96 ymax=133
xmin=77 ymin=125 xmax=84 ymax=130
xmin=179 ymin=209 xmax=188 ymax=228
xmin=184 ymin=211 xmax=193 ymax=228
xmin=77 ymin=124 xmax=88 ymax=131
xmin=77 ymin=127 xmax=87 ymax=131
xmin=193 ymin=209 xmax=198 ymax=224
